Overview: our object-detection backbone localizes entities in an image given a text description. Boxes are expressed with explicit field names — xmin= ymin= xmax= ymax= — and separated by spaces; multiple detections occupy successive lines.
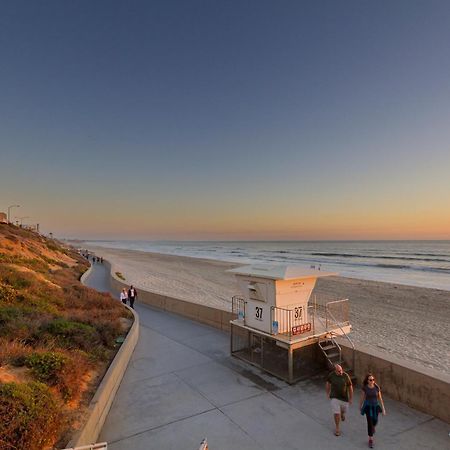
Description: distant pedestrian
xmin=326 ymin=364 xmax=353 ymax=436
xmin=120 ymin=288 xmax=128 ymax=305
xmin=128 ymin=285 xmax=137 ymax=309
xmin=359 ymin=373 xmax=386 ymax=448
xmin=100 ymin=257 xmax=104 ymax=263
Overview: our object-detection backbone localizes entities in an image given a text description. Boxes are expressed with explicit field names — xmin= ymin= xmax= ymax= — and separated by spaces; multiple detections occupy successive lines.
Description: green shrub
xmin=0 ymin=306 xmax=21 ymax=327
xmin=95 ymin=320 xmax=123 ymax=347
xmin=0 ymin=381 xmax=62 ymax=450
xmin=41 ymin=318 xmax=100 ymax=350
xmin=24 ymin=350 xmax=88 ymax=402
xmin=25 ymin=351 xmax=68 ymax=383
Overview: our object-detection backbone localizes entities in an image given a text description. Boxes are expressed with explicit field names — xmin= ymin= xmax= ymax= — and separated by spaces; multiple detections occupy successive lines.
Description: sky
xmin=1 ymin=0 xmax=450 ymax=240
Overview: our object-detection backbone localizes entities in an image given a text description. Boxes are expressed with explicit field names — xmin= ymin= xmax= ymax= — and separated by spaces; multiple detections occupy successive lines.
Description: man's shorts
xmin=331 ymin=398 xmax=349 ymax=415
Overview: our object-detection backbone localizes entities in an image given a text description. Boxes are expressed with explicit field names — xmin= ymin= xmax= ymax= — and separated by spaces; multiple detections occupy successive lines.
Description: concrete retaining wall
xmin=339 ymin=341 xmax=450 ymax=424
xmin=67 ymin=294 xmax=139 ymax=447
xmin=79 ymin=263 xmax=93 ymax=284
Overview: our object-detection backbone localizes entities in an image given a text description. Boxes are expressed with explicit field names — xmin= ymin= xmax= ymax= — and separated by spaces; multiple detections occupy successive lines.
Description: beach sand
xmin=85 ymin=245 xmax=450 ymax=373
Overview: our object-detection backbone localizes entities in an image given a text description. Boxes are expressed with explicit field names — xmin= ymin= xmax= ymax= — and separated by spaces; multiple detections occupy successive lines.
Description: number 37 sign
xmin=255 ymin=306 xmax=263 ymax=321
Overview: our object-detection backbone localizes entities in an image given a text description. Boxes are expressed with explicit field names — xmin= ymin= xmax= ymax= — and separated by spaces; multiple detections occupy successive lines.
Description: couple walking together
xmin=326 ymin=364 xmax=386 ymax=448
xmin=120 ymin=285 xmax=138 ymax=309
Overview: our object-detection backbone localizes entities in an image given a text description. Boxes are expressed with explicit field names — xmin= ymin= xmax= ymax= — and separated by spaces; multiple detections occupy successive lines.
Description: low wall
xmin=340 ymin=341 xmax=450 ymax=424
xmin=67 ymin=297 xmax=139 ymax=447
xmin=110 ymin=270 xmax=234 ymax=332
xmin=79 ymin=263 xmax=93 ymax=283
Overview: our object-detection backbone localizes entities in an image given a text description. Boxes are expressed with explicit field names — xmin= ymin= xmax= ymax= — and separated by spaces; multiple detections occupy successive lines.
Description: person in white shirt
xmin=120 ymin=288 xmax=128 ymax=305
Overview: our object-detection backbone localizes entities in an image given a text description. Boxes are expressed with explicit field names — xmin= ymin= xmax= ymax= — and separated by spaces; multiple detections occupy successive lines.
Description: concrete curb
xmin=67 ymin=274 xmax=139 ymax=447
xmin=79 ymin=262 xmax=93 ymax=284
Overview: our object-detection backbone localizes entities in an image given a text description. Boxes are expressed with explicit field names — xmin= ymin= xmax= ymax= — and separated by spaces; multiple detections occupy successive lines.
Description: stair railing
xmin=326 ymin=305 xmax=355 ymax=373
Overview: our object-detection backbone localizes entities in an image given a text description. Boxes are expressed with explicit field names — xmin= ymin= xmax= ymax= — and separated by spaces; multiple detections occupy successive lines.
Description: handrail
xmin=326 ymin=306 xmax=355 ymax=371
xmin=271 ymin=305 xmax=314 ymax=338
xmin=326 ymin=298 xmax=349 ymax=306
xmin=330 ymin=335 xmax=342 ymax=365
xmin=231 ymin=296 xmax=246 ymax=321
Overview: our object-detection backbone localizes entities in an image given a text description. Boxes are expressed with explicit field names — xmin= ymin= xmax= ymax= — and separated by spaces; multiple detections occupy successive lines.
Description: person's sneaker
xmin=368 ymin=438 xmax=374 ymax=448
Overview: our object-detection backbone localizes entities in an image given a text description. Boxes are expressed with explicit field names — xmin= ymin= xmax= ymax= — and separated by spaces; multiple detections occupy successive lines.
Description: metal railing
xmin=326 ymin=305 xmax=355 ymax=371
xmin=231 ymin=295 xmax=246 ymax=321
xmin=270 ymin=305 xmax=315 ymax=338
xmin=325 ymin=299 xmax=350 ymax=329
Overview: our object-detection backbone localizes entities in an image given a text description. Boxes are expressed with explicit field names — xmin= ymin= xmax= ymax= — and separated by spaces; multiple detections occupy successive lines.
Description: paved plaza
xmin=84 ymin=264 xmax=449 ymax=450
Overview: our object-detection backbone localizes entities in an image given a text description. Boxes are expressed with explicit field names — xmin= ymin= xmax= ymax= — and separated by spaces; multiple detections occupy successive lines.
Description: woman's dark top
xmin=361 ymin=384 xmax=382 ymax=420
xmin=363 ymin=385 xmax=379 ymax=404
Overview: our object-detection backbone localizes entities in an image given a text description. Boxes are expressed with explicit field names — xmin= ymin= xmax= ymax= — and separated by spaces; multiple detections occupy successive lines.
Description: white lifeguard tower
xmin=229 ymin=264 xmax=354 ymax=383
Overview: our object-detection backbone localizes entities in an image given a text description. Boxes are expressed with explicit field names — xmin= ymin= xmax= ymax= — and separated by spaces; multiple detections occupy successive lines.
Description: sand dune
xmin=85 ymin=245 xmax=450 ymax=373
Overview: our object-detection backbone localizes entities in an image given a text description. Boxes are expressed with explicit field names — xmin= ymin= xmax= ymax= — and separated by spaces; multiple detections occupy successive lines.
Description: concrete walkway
xmin=84 ymin=264 xmax=449 ymax=450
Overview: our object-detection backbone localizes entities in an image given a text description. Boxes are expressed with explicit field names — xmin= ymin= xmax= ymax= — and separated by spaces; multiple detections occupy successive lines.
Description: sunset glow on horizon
xmin=1 ymin=1 xmax=450 ymax=241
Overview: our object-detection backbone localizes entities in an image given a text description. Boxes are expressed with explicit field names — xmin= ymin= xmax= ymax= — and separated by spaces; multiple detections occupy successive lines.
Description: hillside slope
xmin=0 ymin=223 xmax=131 ymax=450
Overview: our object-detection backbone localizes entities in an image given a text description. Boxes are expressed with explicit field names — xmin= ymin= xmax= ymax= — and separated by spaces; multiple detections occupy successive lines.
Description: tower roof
xmin=228 ymin=264 xmax=336 ymax=280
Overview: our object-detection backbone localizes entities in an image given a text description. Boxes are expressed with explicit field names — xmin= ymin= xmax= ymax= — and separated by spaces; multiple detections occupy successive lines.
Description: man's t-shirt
xmin=327 ymin=371 xmax=352 ymax=402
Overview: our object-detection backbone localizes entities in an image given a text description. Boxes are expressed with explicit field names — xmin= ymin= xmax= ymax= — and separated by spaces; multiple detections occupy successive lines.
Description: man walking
xmin=128 ymin=285 xmax=137 ymax=309
xmin=326 ymin=364 xmax=353 ymax=436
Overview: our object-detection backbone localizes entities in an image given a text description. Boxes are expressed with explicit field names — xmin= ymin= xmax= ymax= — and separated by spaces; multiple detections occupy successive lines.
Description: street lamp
xmin=7 ymin=205 xmax=20 ymax=223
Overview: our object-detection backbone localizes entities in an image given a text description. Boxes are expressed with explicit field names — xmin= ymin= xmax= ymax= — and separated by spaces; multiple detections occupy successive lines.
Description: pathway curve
xmin=83 ymin=263 xmax=449 ymax=450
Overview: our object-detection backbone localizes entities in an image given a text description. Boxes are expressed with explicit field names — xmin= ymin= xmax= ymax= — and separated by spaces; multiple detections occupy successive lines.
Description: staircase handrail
xmin=326 ymin=304 xmax=355 ymax=372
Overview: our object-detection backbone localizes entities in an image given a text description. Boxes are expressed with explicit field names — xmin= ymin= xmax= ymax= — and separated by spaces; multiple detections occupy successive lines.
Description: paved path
xmin=84 ymin=264 xmax=449 ymax=450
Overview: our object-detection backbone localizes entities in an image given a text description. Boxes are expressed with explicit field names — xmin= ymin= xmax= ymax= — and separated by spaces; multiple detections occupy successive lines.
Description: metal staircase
xmin=318 ymin=335 xmax=342 ymax=368
xmin=316 ymin=299 xmax=357 ymax=385
xmin=318 ymin=334 xmax=357 ymax=384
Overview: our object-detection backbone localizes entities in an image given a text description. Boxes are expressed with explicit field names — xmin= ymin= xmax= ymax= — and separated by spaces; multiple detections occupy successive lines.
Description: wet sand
xmin=85 ymin=245 xmax=450 ymax=373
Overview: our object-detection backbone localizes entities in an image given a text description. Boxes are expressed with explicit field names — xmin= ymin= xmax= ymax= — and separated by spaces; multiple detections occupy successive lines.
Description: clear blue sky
xmin=1 ymin=1 xmax=450 ymax=239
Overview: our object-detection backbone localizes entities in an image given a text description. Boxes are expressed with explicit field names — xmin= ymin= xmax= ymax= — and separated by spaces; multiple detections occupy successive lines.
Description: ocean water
xmin=87 ymin=240 xmax=450 ymax=291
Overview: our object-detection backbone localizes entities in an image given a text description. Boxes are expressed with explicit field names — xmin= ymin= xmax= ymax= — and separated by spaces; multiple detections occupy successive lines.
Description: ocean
xmin=86 ymin=240 xmax=450 ymax=291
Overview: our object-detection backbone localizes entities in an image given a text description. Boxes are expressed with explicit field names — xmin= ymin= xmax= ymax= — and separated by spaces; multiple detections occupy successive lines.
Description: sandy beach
xmin=85 ymin=245 xmax=450 ymax=373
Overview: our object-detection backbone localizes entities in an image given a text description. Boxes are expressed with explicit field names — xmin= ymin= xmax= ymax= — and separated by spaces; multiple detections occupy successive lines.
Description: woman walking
xmin=120 ymin=288 xmax=128 ymax=305
xmin=359 ymin=373 xmax=386 ymax=448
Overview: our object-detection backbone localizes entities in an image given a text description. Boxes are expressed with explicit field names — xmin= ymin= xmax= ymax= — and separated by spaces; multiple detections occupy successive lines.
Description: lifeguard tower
xmin=229 ymin=264 xmax=354 ymax=383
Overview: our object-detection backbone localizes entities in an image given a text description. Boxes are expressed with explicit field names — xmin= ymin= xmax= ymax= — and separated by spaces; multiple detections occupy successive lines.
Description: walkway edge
xmin=67 ymin=278 xmax=139 ymax=447
xmin=79 ymin=263 xmax=93 ymax=283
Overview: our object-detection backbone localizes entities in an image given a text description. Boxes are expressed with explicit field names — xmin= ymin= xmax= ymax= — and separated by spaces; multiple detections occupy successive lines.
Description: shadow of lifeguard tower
xmin=229 ymin=264 xmax=355 ymax=384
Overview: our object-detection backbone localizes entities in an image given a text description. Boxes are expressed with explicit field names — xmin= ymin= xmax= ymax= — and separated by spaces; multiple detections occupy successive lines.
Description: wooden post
xmin=288 ymin=346 xmax=293 ymax=383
